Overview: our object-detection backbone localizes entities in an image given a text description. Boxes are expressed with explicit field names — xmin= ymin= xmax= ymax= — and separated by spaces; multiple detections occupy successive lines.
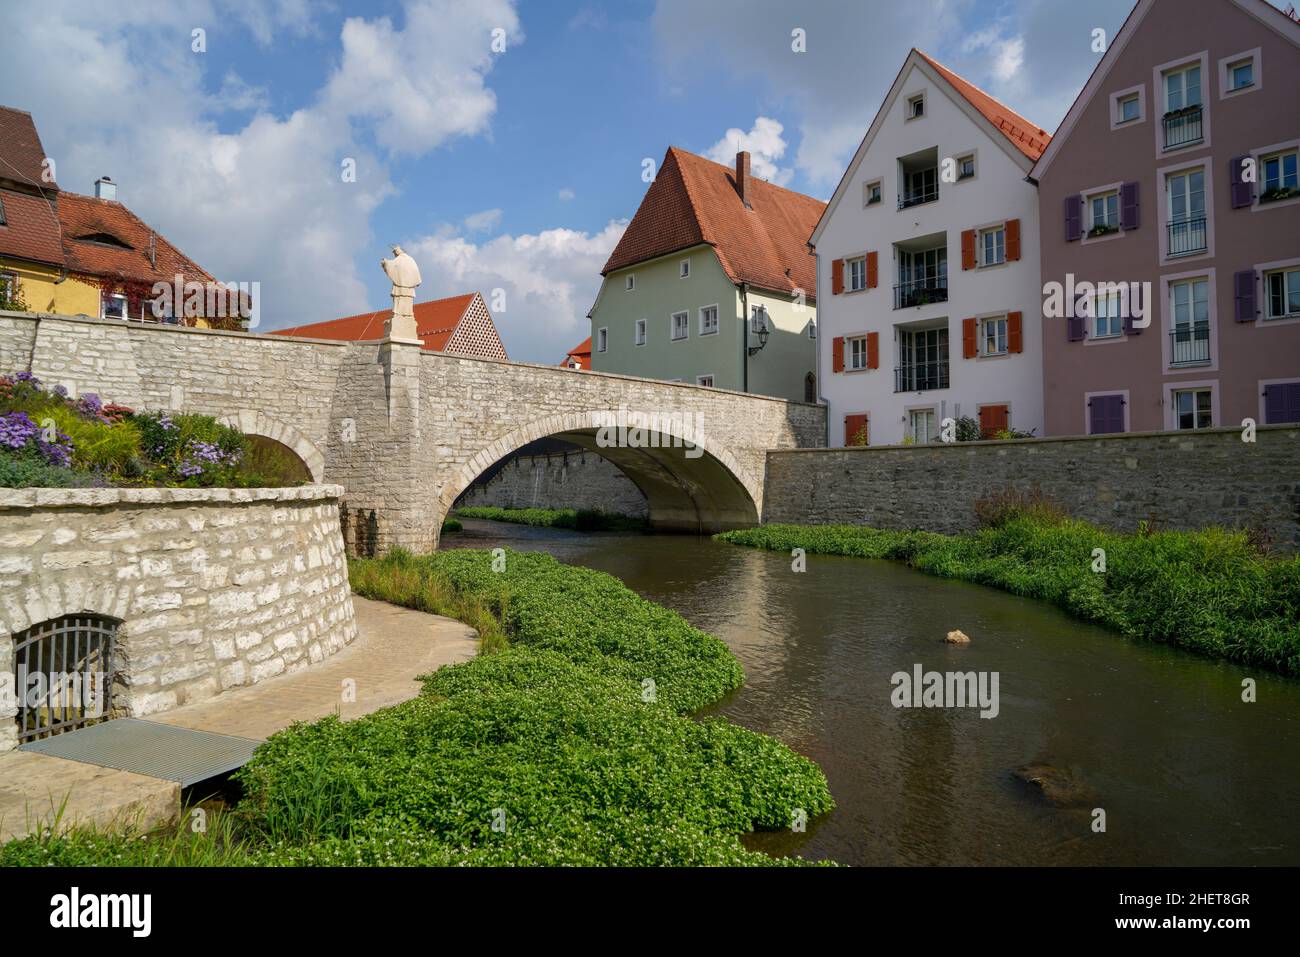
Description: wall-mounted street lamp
xmin=748 ymin=305 xmax=770 ymax=357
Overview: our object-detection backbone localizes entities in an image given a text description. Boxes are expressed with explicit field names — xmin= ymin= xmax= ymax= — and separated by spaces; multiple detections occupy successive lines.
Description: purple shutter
xmin=1234 ymin=269 xmax=1257 ymax=322
xmin=1264 ymin=383 xmax=1300 ymax=424
xmin=1122 ymin=311 xmax=1142 ymax=336
xmin=1089 ymin=395 xmax=1125 ymax=434
xmin=1229 ymin=155 xmax=1255 ymax=209
xmin=1120 ymin=181 xmax=1140 ymax=230
xmin=1064 ymin=194 xmax=1082 ymax=242
xmin=1067 ymin=291 xmax=1086 ymax=341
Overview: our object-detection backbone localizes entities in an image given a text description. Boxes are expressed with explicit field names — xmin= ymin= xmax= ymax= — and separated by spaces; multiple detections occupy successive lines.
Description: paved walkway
xmin=0 ymin=596 xmax=477 ymax=843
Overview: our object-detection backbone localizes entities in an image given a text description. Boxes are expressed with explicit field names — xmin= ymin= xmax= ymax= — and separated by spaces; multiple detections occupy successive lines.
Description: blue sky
xmin=3 ymin=0 xmax=1176 ymax=362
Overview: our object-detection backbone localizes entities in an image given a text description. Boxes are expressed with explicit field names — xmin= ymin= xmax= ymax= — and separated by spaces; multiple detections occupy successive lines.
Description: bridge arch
xmin=217 ymin=410 xmax=326 ymax=483
xmin=439 ymin=410 xmax=762 ymax=539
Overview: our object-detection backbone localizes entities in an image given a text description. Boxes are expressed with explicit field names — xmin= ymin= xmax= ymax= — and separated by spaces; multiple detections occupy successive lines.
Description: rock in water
xmin=945 ymin=629 xmax=971 ymax=644
xmin=1013 ymin=764 xmax=1094 ymax=808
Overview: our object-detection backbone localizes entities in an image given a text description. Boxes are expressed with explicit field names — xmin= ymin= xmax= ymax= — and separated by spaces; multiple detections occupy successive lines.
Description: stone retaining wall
xmin=457 ymin=450 xmax=649 ymax=516
xmin=0 ymin=485 xmax=357 ymax=751
xmin=762 ymin=426 xmax=1300 ymax=550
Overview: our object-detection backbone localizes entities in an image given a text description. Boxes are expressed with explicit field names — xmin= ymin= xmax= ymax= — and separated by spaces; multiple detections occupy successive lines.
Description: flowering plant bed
xmin=0 ymin=372 xmax=305 ymax=488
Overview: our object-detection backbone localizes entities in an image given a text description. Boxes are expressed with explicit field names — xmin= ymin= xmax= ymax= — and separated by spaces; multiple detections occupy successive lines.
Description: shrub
xmin=131 ymin=410 xmax=247 ymax=486
xmin=972 ymin=486 xmax=1067 ymax=529
xmin=455 ymin=505 xmax=645 ymax=531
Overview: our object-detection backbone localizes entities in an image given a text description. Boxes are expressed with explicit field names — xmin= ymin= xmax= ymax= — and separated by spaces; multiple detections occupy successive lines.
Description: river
xmin=451 ymin=518 xmax=1300 ymax=866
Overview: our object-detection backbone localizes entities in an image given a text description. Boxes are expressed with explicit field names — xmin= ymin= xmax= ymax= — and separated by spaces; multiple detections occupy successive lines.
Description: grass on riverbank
xmin=2 ymin=548 xmax=833 ymax=866
xmin=455 ymin=505 xmax=647 ymax=532
xmin=716 ymin=518 xmax=1300 ymax=676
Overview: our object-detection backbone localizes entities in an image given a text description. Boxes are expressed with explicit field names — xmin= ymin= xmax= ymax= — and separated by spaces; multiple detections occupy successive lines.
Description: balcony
xmin=894 ymin=360 xmax=949 ymax=393
xmin=893 ymin=276 xmax=949 ymax=310
xmin=898 ymin=182 xmax=938 ymax=210
xmin=1167 ymin=217 xmax=1207 ymax=257
xmin=1171 ymin=321 xmax=1211 ymax=366
xmin=1162 ymin=105 xmax=1203 ymax=149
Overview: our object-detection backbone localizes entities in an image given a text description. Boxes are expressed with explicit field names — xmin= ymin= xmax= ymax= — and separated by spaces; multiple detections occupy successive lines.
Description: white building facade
xmin=811 ymin=50 xmax=1050 ymax=447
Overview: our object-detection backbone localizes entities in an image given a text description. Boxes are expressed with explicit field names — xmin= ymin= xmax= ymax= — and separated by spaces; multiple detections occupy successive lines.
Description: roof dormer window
xmin=76 ymin=232 xmax=133 ymax=250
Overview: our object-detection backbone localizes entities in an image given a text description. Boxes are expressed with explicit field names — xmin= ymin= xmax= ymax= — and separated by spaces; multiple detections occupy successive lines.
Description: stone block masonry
xmin=0 ymin=485 xmax=358 ymax=752
xmin=458 ymin=449 xmax=648 ymax=516
xmin=762 ymin=426 xmax=1300 ymax=551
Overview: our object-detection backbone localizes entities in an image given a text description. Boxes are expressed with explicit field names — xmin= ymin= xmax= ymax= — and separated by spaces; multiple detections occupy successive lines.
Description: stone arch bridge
xmin=0 ymin=313 xmax=825 ymax=553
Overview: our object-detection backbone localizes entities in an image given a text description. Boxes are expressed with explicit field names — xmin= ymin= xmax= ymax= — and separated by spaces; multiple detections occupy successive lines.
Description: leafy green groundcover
xmin=716 ymin=519 xmax=1300 ymax=677
xmin=2 ymin=549 xmax=833 ymax=866
xmin=455 ymin=505 xmax=647 ymax=532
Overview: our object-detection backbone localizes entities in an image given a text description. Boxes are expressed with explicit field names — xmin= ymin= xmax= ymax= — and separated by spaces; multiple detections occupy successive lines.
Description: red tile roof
xmin=273 ymin=293 xmax=478 ymax=352
xmin=916 ymin=50 xmax=1051 ymax=161
xmin=0 ymin=188 xmax=64 ymax=267
xmin=56 ymin=192 xmax=215 ymax=285
xmin=601 ymin=146 xmax=825 ymax=298
xmin=561 ymin=336 xmax=591 ymax=369
xmin=0 ymin=106 xmax=56 ymax=191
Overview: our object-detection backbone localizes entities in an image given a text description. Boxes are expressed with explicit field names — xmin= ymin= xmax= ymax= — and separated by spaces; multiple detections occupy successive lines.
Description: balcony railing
xmin=1167 ymin=217 xmax=1207 ymax=257
xmin=1171 ymin=321 xmax=1211 ymax=365
xmin=898 ymin=183 xmax=939 ymax=210
xmin=894 ymin=361 xmax=949 ymax=393
xmin=1162 ymin=105 xmax=1203 ymax=149
xmin=893 ymin=276 xmax=949 ymax=310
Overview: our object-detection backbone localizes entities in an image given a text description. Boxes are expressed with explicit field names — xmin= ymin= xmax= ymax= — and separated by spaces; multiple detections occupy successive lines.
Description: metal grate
xmin=19 ymin=719 xmax=261 ymax=786
xmin=12 ymin=614 xmax=119 ymax=743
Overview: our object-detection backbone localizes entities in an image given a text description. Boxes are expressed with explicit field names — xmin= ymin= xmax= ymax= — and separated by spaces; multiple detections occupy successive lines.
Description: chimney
xmin=735 ymin=151 xmax=751 ymax=207
xmin=94 ymin=176 xmax=116 ymax=201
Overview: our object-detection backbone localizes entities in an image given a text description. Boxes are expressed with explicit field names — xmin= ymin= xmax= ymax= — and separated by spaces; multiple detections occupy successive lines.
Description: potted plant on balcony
xmin=1162 ymin=104 xmax=1201 ymax=119
xmin=1087 ymin=223 xmax=1119 ymax=238
xmin=1260 ymin=185 xmax=1299 ymax=204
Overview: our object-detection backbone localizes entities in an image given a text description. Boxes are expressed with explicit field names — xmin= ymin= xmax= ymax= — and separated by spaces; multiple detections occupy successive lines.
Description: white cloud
xmin=463 ymin=208 xmax=504 ymax=233
xmin=407 ymin=220 xmax=627 ymax=362
xmin=705 ymin=116 xmax=793 ymax=186
xmin=558 ymin=187 xmax=576 ymax=202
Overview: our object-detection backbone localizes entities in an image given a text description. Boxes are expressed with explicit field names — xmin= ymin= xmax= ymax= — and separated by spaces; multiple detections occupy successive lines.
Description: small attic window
xmin=0 ymin=195 xmax=7 ymax=226
xmin=75 ymin=232 xmax=133 ymax=250
xmin=907 ymin=93 xmax=926 ymax=119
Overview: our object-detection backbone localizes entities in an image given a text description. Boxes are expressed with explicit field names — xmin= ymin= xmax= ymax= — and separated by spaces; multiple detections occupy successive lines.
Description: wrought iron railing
xmin=893 ymin=276 xmax=949 ymax=309
xmin=1162 ymin=105 xmax=1203 ymax=149
xmin=1170 ymin=321 xmax=1211 ymax=365
xmin=894 ymin=360 xmax=949 ymax=393
xmin=1167 ymin=217 xmax=1207 ymax=257
xmin=898 ymin=184 xmax=939 ymax=210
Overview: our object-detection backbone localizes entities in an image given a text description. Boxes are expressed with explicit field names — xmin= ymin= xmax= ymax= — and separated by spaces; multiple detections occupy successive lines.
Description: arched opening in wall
xmin=11 ymin=614 xmax=121 ymax=743
xmin=804 ymin=372 xmax=817 ymax=404
xmin=241 ymin=434 xmax=313 ymax=485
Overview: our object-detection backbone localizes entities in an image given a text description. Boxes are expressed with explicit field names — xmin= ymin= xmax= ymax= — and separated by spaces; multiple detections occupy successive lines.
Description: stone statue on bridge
xmin=381 ymin=245 xmax=422 ymax=340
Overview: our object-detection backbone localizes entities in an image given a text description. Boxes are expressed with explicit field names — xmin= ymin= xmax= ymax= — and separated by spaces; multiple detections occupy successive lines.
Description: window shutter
xmin=866 ymin=331 xmax=879 ymax=369
xmin=1005 ymin=219 xmax=1021 ymax=261
xmin=1007 ymin=311 xmax=1023 ymax=353
xmin=844 ymin=413 xmax=869 ymax=446
xmin=978 ymin=405 xmax=1007 ymax=438
xmin=1264 ymin=382 xmax=1300 ymax=424
xmin=961 ymin=229 xmax=976 ymax=270
xmin=1064 ymin=194 xmax=1082 ymax=242
xmin=962 ymin=317 xmax=978 ymax=358
xmin=1068 ymin=291 xmax=1087 ymax=341
xmin=1122 ymin=311 xmax=1143 ymax=336
xmin=1234 ymin=269 xmax=1257 ymax=322
xmin=831 ymin=258 xmax=844 ymax=295
xmin=1120 ymin=181 xmax=1140 ymax=230
xmin=1229 ymin=155 xmax=1255 ymax=209
xmin=866 ymin=251 xmax=878 ymax=289
xmin=832 ymin=335 xmax=845 ymax=372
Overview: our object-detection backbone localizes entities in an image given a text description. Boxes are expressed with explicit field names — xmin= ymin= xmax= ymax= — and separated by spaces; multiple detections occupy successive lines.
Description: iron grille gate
xmin=12 ymin=614 xmax=119 ymax=742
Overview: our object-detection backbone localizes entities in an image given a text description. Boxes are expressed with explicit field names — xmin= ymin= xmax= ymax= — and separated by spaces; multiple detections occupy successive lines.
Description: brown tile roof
xmin=0 ymin=106 xmax=56 ymax=191
xmin=0 ymin=188 xmax=64 ymax=267
xmin=562 ymin=336 xmax=591 ymax=369
xmin=916 ymin=51 xmax=1051 ymax=161
xmin=601 ymin=146 xmax=825 ymax=298
xmin=57 ymin=192 xmax=215 ymax=285
xmin=272 ymin=293 xmax=479 ymax=353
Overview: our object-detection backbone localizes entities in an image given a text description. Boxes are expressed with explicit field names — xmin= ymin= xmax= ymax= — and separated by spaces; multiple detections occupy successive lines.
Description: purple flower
xmin=52 ymin=384 xmax=69 ymax=398
xmin=14 ymin=372 xmax=41 ymax=388
xmin=0 ymin=412 xmax=38 ymax=450
xmin=38 ymin=432 xmax=72 ymax=468
xmin=77 ymin=393 xmax=103 ymax=416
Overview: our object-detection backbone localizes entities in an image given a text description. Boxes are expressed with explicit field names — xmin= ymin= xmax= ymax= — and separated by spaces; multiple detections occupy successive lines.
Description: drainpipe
xmin=739 ymin=282 xmax=750 ymax=393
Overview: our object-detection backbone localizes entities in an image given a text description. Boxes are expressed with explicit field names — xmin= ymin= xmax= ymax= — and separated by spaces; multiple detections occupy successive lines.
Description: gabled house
xmin=810 ymin=50 xmax=1050 ymax=446
xmin=561 ymin=337 xmax=591 ymax=370
xmin=273 ymin=291 xmax=509 ymax=359
xmin=1034 ymin=0 xmax=1300 ymax=434
xmin=589 ymin=146 xmax=824 ymax=401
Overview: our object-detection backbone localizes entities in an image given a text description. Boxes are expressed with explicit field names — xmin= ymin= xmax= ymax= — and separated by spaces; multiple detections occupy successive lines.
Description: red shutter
xmin=831 ymin=258 xmax=844 ymax=295
xmin=979 ymin=404 xmax=1009 ymax=438
xmin=1007 ymin=311 xmax=1023 ymax=353
xmin=961 ymin=230 xmax=976 ymax=270
xmin=866 ymin=331 xmax=879 ymax=369
xmin=866 ymin=251 xmax=878 ymax=289
xmin=962 ymin=317 xmax=978 ymax=358
xmin=845 ymin=413 xmax=869 ymax=446
xmin=831 ymin=336 xmax=845 ymax=373
xmin=1005 ymin=219 xmax=1021 ymax=261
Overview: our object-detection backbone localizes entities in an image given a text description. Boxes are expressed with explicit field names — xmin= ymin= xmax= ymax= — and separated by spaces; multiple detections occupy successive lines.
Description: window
xmin=635 ymin=319 xmax=646 ymax=345
xmin=1228 ymin=59 xmax=1254 ymax=91
xmin=0 ymin=195 xmax=7 ymax=226
xmin=807 ymin=320 xmax=817 ymax=339
xmin=1119 ymin=94 xmax=1140 ymax=123
xmin=1087 ymin=190 xmax=1119 ymax=234
xmin=981 ymin=316 xmax=1008 ymax=356
xmin=909 ymin=409 xmax=937 ymax=444
xmin=1166 ymin=168 xmax=1206 ymax=256
xmin=671 ymin=311 xmax=689 ymax=340
xmin=1261 ymin=149 xmax=1298 ymax=201
xmin=1170 ymin=278 xmax=1210 ymax=364
xmin=848 ymin=336 xmax=868 ymax=371
xmin=102 ymin=293 xmax=129 ymax=321
xmin=696 ymin=374 xmax=714 ymax=387
xmin=1093 ymin=290 xmax=1124 ymax=338
xmin=680 ymin=259 xmax=690 ymax=279
xmin=957 ymin=154 xmax=975 ymax=180
xmin=896 ymin=327 xmax=949 ymax=392
xmin=903 ymin=167 xmax=937 ymax=206
xmin=864 ymin=180 xmax=882 ymax=206
xmin=625 ymin=274 xmax=635 ymax=291
xmin=847 ymin=257 xmax=867 ymax=292
xmin=1265 ymin=267 xmax=1300 ymax=320
xmin=699 ymin=304 xmax=719 ymax=335
xmin=1164 ymin=63 xmax=1202 ymax=113
xmin=596 ymin=327 xmax=608 ymax=352
xmin=907 ymin=93 xmax=925 ymax=119
xmin=0 ymin=271 xmax=16 ymax=305
xmin=979 ymin=226 xmax=1005 ymax=266
xmin=1173 ymin=388 xmax=1212 ymax=430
